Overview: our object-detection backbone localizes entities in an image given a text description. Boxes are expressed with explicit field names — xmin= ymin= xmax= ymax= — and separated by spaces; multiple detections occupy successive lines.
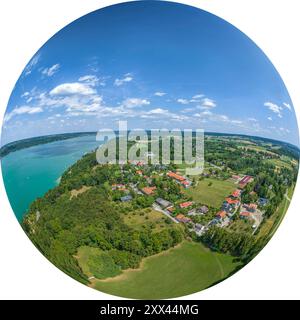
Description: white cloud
xmin=200 ymin=98 xmax=217 ymax=109
xmin=192 ymin=94 xmax=205 ymax=100
xmin=154 ymin=92 xmax=166 ymax=97
xmin=21 ymin=92 xmax=30 ymax=98
xmin=121 ymin=98 xmax=150 ymax=108
xmin=177 ymin=98 xmax=189 ymax=105
xmin=114 ymin=73 xmax=133 ymax=86
xmin=248 ymin=117 xmax=258 ymax=122
xmin=41 ymin=64 xmax=60 ymax=77
xmin=264 ymin=102 xmax=283 ymax=118
xmin=24 ymin=54 xmax=40 ymax=76
xmin=4 ymin=106 xmax=43 ymax=122
xmin=78 ymin=75 xmax=104 ymax=86
xmin=147 ymin=108 xmax=169 ymax=115
xmin=267 ymin=117 xmax=273 ymax=121
xmin=283 ymin=102 xmax=292 ymax=111
xmin=50 ymin=82 xmax=96 ymax=96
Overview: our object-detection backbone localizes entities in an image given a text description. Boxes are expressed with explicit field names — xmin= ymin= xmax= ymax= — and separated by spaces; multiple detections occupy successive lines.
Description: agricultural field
xmin=185 ymin=178 xmax=236 ymax=207
xmin=90 ymin=241 xmax=240 ymax=299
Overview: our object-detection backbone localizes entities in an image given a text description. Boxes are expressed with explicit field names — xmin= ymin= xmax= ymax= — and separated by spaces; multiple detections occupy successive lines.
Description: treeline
xmin=201 ymin=226 xmax=255 ymax=258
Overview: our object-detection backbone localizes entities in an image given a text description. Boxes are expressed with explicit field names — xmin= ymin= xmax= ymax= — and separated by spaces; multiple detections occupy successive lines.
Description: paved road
xmin=152 ymin=204 xmax=179 ymax=224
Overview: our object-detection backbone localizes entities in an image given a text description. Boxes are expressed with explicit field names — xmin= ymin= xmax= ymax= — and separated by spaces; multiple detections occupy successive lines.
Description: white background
xmin=0 ymin=0 xmax=299 ymax=300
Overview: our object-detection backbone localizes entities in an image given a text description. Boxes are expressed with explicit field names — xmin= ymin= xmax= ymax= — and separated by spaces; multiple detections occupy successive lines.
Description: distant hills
xmin=1 ymin=131 xmax=299 ymax=159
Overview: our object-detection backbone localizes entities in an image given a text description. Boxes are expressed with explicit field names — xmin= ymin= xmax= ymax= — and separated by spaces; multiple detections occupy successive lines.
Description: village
xmin=110 ymin=161 xmax=268 ymax=237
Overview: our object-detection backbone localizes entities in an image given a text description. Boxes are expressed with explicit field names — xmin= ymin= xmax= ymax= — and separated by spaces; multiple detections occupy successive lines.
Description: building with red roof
xmin=179 ymin=201 xmax=194 ymax=209
xmin=141 ymin=186 xmax=157 ymax=195
xmin=225 ymin=198 xmax=240 ymax=205
xmin=216 ymin=211 xmax=227 ymax=219
xmin=240 ymin=211 xmax=250 ymax=218
xmin=167 ymin=171 xmax=186 ymax=182
xmin=176 ymin=214 xmax=191 ymax=223
xmin=232 ymin=189 xmax=242 ymax=198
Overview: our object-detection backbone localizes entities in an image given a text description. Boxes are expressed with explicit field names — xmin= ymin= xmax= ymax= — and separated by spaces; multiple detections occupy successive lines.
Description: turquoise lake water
xmin=1 ymin=134 xmax=101 ymax=221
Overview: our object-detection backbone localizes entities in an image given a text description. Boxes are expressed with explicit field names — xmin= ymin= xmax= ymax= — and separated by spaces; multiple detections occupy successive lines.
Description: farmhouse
xmin=179 ymin=201 xmax=194 ymax=209
xmin=155 ymin=198 xmax=172 ymax=209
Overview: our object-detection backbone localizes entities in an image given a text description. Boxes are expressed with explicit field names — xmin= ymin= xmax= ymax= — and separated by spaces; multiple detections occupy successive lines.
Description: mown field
xmin=87 ymin=241 xmax=239 ymax=299
xmin=185 ymin=178 xmax=236 ymax=208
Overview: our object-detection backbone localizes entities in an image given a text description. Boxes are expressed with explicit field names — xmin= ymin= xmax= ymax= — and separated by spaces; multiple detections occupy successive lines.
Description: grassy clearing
xmin=123 ymin=208 xmax=171 ymax=232
xmin=228 ymin=219 xmax=253 ymax=234
xmin=90 ymin=241 xmax=239 ymax=299
xmin=185 ymin=178 xmax=236 ymax=208
xmin=77 ymin=246 xmax=121 ymax=279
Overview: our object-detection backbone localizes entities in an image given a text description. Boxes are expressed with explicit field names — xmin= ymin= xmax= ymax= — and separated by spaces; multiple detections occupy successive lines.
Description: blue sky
xmin=1 ymin=0 xmax=299 ymax=146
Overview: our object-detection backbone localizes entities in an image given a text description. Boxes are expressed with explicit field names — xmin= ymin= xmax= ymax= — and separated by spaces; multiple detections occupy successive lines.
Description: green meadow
xmin=185 ymin=178 xmax=236 ymax=208
xmin=87 ymin=241 xmax=239 ymax=299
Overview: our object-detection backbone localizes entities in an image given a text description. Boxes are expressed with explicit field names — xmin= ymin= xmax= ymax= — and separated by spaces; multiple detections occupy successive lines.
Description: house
xmin=141 ymin=186 xmax=157 ymax=195
xmin=194 ymin=223 xmax=205 ymax=236
xmin=197 ymin=205 xmax=209 ymax=214
xmin=136 ymin=170 xmax=143 ymax=176
xmin=231 ymin=189 xmax=242 ymax=198
xmin=225 ymin=198 xmax=240 ymax=207
xmin=181 ymin=180 xmax=191 ymax=188
xmin=166 ymin=206 xmax=175 ymax=213
xmin=232 ymin=175 xmax=241 ymax=181
xmin=222 ymin=202 xmax=232 ymax=213
xmin=155 ymin=198 xmax=172 ymax=209
xmin=179 ymin=201 xmax=194 ymax=209
xmin=187 ymin=209 xmax=197 ymax=216
xmin=176 ymin=214 xmax=191 ymax=223
xmin=120 ymin=195 xmax=132 ymax=202
xmin=258 ymin=198 xmax=268 ymax=206
xmin=216 ymin=210 xmax=227 ymax=219
xmin=244 ymin=203 xmax=257 ymax=212
xmin=240 ymin=211 xmax=250 ymax=219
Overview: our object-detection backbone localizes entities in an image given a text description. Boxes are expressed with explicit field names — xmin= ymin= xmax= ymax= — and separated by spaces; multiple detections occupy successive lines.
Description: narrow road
xmin=152 ymin=204 xmax=179 ymax=224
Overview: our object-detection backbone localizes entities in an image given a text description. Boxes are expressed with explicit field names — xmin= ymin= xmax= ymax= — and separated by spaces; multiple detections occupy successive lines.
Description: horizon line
xmin=1 ymin=129 xmax=299 ymax=151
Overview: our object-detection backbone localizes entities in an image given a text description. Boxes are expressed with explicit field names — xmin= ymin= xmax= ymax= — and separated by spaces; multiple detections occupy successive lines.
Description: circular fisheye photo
xmin=1 ymin=1 xmax=299 ymax=299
